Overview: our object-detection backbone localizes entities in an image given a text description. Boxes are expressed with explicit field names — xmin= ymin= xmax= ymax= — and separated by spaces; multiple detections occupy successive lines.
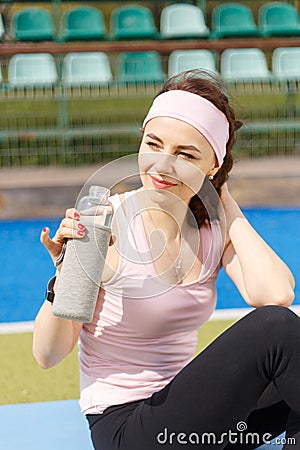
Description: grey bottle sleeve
xmin=52 ymin=223 xmax=111 ymax=323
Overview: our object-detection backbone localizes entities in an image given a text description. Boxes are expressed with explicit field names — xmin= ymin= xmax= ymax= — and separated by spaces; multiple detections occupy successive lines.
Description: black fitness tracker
xmin=46 ymin=276 xmax=56 ymax=304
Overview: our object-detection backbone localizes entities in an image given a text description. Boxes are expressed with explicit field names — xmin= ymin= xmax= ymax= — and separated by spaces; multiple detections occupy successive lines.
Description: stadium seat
xmin=160 ymin=3 xmax=209 ymax=39
xmin=272 ymin=47 xmax=300 ymax=81
xmin=62 ymin=52 xmax=113 ymax=86
xmin=221 ymin=48 xmax=272 ymax=82
xmin=60 ymin=6 xmax=106 ymax=41
xmin=168 ymin=50 xmax=218 ymax=77
xmin=211 ymin=2 xmax=260 ymax=38
xmin=8 ymin=53 xmax=58 ymax=87
xmin=258 ymin=2 xmax=300 ymax=36
xmin=11 ymin=7 xmax=55 ymax=41
xmin=116 ymin=51 xmax=165 ymax=83
xmin=110 ymin=5 xmax=158 ymax=40
xmin=0 ymin=14 xmax=4 ymax=40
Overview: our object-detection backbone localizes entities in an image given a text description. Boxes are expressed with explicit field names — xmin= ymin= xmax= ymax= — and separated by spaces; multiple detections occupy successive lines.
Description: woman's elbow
xmin=274 ymin=275 xmax=295 ymax=307
xmin=261 ymin=286 xmax=295 ymax=308
xmin=33 ymin=354 xmax=53 ymax=370
xmin=274 ymin=286 xmax=295 ymax=308
xmin=35 ymin=358 xmax=53 ymax=370
xmin=247 ymin=284 xmax=295 ymax=309
xmin=32 ymin=345 xmax=60 ymax=370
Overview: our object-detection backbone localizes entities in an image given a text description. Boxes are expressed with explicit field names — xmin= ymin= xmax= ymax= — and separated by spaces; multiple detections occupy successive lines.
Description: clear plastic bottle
xmin=53 ymin=186 xmax=113 ymax=322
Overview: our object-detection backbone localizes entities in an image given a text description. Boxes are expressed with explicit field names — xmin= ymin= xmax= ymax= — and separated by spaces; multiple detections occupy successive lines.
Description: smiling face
xmin=138 ymin=117 xmax=219 ymax=205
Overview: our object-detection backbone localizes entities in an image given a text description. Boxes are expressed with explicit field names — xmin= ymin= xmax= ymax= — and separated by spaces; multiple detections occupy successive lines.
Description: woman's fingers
xmin=41 ymin=208 xmax=115 ymax=262
xmin=40 ymin=227 xmax=62 ymax=259
xmin=66 ymin=208 xmax=80 ymax=220
xmin=57 ymin=217 xmax=85 ymax=239
xmin=41 ymin=209 xmax=85 ymax=261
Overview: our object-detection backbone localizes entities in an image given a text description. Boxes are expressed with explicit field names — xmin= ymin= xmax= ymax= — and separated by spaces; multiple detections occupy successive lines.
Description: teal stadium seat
xmin=110 ymin=5 xmax=158 ymax=40
xmin=160 ymin=3 xmax=209 ymax=39
xmin=221 ymin=48 xmax=272 ymax=82
xmin=116 ymin=51 xmax=165 ymax=84
xmin=272 ymin=47 xmax=300 ymax=81
xmin=62 ymin=52 xmax=113 ymax=86
xmin=0 ymin=14 xmax=4 ymax=40
xmin=60 ymin=6 xmax=106 ymax=41
xmin=8 ymin=53 xmax=58 ymax=87
xmin=11 ymin=7 xmax=55 ymax=41
xmin=168 ymin=50 xmax=218 ymax=77
xmin=211 ymin=2 xmax=260 ymax=38
xmin=258 ymin=2 xmax=300 ymax=37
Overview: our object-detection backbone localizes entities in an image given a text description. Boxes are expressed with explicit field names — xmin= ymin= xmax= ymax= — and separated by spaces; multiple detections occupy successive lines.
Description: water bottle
xmin=53 ymin=186 xmax=113 ymax=322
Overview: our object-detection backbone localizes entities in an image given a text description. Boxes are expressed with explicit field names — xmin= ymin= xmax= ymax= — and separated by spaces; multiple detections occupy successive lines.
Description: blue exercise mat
xmin=0 ymin=400 xmax=93 ymax=450
xmin=0 ymin=400 xmax=285 ymax=449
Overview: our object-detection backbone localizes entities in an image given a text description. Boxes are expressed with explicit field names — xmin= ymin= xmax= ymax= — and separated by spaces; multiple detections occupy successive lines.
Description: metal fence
xmin=0 ymin=55 xmax=299 ymax=167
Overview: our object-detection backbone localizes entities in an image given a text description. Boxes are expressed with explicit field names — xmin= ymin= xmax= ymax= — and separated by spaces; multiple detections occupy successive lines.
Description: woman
xmin=33 ymin=70 xmax=299 ymax=449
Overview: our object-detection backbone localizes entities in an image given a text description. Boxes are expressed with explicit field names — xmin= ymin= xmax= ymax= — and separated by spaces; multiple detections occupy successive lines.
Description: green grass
xmin=0 ymin=319 xmax=235 ymax=405
xmin=0 ymin=332 xmax=79 ymax=405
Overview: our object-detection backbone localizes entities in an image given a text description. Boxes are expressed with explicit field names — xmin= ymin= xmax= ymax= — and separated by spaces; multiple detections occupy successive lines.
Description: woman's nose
xmin=152 ymin=153 xmax=176 ymax=175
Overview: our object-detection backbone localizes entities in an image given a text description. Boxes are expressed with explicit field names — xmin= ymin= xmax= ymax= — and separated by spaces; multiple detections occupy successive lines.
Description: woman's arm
xmin=33 ymin=208 xmax=85 ymax=369
xmin=33 ymin=295 xmax=83 ymax=369
xmin=221 ymin=183 xmax=295 ymax=308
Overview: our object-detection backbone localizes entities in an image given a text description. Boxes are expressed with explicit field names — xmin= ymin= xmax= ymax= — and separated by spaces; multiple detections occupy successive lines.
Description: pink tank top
xmin=79 ymin=190 xmax=222 ymax=414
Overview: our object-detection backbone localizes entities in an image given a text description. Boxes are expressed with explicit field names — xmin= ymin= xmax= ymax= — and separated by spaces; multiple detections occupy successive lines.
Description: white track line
xmin=0 ymin=321 xmax=34 ymax=334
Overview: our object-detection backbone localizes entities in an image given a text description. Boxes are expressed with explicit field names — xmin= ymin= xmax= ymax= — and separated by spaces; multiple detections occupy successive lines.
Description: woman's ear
xmin=207 ymin=164 xmax=220 ymax=180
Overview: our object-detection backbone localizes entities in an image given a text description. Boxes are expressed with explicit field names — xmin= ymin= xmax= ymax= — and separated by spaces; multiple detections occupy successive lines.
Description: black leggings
xmin=86 ymin=306 xmax=300 ymax=449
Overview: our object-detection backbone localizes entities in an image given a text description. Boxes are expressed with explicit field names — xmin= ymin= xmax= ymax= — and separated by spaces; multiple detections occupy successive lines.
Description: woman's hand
xmin=220 ymin=182 xmax=234 ymax=207
xmin=40 ymin=208 xmax=85 ymax=263
xmin=219 ymin=182 xmax=243 ymax=232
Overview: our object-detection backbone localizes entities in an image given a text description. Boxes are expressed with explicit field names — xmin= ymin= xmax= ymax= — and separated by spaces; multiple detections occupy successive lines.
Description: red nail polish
xmin=43 ymin=228 xmax=47 ymax=232
xmin=74 ymin=212 xmax=80 ymax=219
xmin=78 ymin=223 xmax=85 ymax=230
xmin=77 ymin=231 xmax=84 ymax=236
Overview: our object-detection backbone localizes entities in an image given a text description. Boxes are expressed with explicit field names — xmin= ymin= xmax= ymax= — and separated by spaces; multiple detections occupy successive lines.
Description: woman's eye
xmin=146 ymin=141 xmax=160 ymax=149
xmin=179 ymin=152 xmax=195 ymax=159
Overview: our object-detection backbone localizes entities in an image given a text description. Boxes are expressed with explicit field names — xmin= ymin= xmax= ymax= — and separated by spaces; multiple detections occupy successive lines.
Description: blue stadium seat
xmin=0 ymin=14 xmax=4 ymax=40
xmin=116 ymin=51 xmax=165 ymax=84
xmin=211 ymin=3 xmax=260 ymax=38
xmin=11 ymin=7 xmax=55 ymax=41
xmin=8 ymin=53 xmax=58 ymax=87
xmin=168 ymin=50 xmax=218 ymax=77
xmin=110 ymin=5 xmax=158 ymax=40
xmin=60 ymin=6 xmax=106 ymax=41
xmin=272 ymin=47 xmax=300 ymax=81
xmin=259 ymin=2 xmax=300 ymax=36
xmin=62 ymin=52 xmax=113 ymax=86
xmin=160 ymin=3 xmax=209 ymax=39
xmin=221 ymin=48 xmax=272 ymax=82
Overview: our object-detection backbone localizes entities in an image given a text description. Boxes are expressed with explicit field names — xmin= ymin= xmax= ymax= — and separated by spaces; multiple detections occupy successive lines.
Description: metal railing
xmin=0 ymin=56 xmax=299 ymax=167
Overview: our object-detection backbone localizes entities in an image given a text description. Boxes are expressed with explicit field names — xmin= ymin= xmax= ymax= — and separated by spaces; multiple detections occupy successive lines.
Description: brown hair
xmin=156 ymin=69 xmax=242 ymax=228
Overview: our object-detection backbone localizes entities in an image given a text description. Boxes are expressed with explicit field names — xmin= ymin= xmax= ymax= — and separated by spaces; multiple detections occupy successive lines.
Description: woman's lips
xmin=149 ymin=175 xmax=177 ymax=189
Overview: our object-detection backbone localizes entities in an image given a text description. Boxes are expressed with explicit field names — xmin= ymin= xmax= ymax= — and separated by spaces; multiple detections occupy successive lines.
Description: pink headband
xmin=142 ymin=90 xmax=229 ymax=166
